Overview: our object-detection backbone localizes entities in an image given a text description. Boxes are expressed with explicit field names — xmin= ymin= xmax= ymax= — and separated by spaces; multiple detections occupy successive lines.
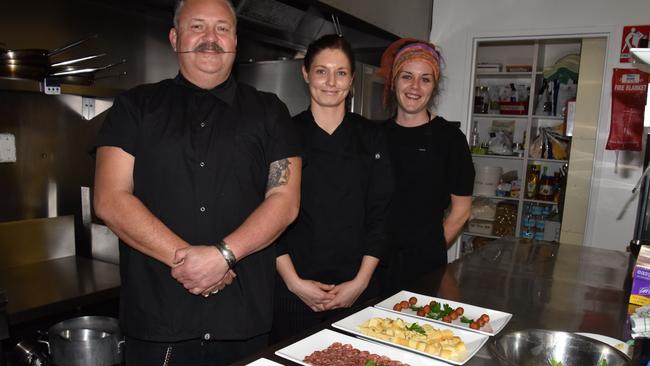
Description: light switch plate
xmin=0 ymin=133 xmax=16 ymax=163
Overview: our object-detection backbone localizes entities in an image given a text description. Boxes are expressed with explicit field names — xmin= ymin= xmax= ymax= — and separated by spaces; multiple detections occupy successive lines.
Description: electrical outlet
xmin=43 ymin=78 xmax=61 ymax=95
xmin=0 ymin=133 xmax=16 ymax=163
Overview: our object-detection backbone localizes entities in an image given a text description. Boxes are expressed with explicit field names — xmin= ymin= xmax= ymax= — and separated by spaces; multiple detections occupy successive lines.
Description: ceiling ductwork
xmin=129 ymin=0 xmax=400 ymax=64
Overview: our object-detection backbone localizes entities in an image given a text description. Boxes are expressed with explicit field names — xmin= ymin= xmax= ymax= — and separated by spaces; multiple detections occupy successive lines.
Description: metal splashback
xmin=0 ymin=90 xmax=104 ymax=255
xmin=235 ymin=59 xmax=309 ymax=116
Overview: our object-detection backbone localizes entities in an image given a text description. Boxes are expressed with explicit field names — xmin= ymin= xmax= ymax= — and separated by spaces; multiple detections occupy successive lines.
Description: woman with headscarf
xmin=270 ymin=34 xmax=394 ymax=341
xmin=377 ymin=39 xmax=475 ymax=291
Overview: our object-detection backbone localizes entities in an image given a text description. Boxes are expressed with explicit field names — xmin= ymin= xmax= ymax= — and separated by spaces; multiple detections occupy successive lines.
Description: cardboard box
xmin=498 ymin=101 xmax=528 ymax=115
xmin=543 ymin=221 xmax=561 ymax=242
xmin=505 ymin=64 xmax=532 ymax=72
xmin=631 ymin=246 xmax=650 ymax=306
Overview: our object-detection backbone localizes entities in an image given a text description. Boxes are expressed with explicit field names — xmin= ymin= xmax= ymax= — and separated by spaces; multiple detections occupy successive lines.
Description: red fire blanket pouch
xmin=606 ymin=68 xmax=648 ymax=151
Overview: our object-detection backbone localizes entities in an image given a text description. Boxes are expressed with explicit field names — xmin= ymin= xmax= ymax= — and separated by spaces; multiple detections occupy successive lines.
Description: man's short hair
xmin=173 ymin=0 xmax=238 ymax=30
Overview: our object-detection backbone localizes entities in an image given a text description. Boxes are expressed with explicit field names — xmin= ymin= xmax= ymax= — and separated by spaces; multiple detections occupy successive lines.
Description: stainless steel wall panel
xmin=0 ymin=216 xmax=75 ymax=269
xmin=236 ymin=59 xmax=310 ymax=117
xmin=0 ymin=91 xmax=102 ymax=224
xmin=90 ymin=223 xmax=119 ymax=265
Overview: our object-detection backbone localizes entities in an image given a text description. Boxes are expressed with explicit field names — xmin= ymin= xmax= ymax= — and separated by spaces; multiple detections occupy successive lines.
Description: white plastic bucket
xmin=473 ymin=165 xmax=502 ymax=196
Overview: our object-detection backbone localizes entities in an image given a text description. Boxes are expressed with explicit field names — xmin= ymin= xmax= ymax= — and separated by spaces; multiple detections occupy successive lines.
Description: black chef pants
xmin=124 ymin=333 xmax=268 ymax=366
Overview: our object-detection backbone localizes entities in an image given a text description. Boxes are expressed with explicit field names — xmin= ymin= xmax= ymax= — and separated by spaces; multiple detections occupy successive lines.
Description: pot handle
xmin=36 ymin=330 xmax=50 ymax=355
xmin=118 ymin=339 xmax=125 ymax=354
xmin=48 ymin=34 xmax=98 ymax=57
xmin=36 ymin=339 xmax=50 ymax=355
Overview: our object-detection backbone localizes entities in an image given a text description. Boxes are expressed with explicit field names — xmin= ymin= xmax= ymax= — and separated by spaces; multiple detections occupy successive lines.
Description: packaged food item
xmin=495 ymin=180 xmax=511 ymax=197
xmin=529 ymin=128 xmax=570 ymax=159
xmin=631 ymin=245 xmax=650 ymax=307
xmin=487 ymin=131 xmax=513 ymax=155
xmin=493 ymin=202 xmax=518 ymax=236
xmin=536 ymin=166 xmax=554 ymax=201
xmin=505 ymin=65 xmax=532 ymax=72
xmin=471 ymin=197 xmax=497 ymax=221
xmin=498 ymin=101 xmax=528 ymax=115
xmin=510 ymin=179 xmax=521 ymax=198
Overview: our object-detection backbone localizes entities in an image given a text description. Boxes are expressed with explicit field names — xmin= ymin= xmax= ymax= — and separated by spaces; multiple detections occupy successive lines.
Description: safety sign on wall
xmin=620 ymin=25 xmax=650 ymax=63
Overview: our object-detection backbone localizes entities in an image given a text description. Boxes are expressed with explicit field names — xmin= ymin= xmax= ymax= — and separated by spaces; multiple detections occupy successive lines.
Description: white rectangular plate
xmin=375 ymin=290 xmax=512 ymax=336
xmin=275 ymin=328 xmax=446 ymax=366
xmin=245 ymin=358 xmax=284 ymax=366
xmin=331 ymin=307 xmax=489 ymax=365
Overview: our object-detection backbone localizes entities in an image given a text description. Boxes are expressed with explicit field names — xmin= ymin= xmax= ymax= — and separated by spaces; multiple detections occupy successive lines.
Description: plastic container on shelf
xmin=521 ymin=213 xmax=535 ymax=239
xmin=474 ymin=165 xmax=503 ymax=196
xmin=468 ymin=219 xmax=494 ymax=235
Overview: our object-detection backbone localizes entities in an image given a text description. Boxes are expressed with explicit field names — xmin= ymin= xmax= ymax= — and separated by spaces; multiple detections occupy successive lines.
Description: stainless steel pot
xmin=39 ymin=316 xmax=123 ymax=366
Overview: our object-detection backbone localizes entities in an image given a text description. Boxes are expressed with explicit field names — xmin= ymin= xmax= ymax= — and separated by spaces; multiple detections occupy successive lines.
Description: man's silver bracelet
xmin=214 ymin=240 xmax=237 ymax=269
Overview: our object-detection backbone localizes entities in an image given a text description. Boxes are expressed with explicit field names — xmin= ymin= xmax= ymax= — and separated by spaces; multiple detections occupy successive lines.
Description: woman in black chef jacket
xmin=376 ymin=38 xmax=475 ymax=292
xmin=270 ymin=34 xmax=394 ymax=341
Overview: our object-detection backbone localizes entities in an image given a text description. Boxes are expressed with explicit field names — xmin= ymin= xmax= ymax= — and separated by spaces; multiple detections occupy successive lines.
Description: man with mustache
xmin=93 ymin=0 xmax=302 ymax=364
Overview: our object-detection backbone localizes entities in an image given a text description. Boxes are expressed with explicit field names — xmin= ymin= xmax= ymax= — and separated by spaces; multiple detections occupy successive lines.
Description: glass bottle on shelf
xmin=474 ymin=86 xmax=490 ymax=114
xmin=543 ymin=80 xmax=553 ymax=116
xmin=470 ymin=121 xmax=480 ymax=153
xmin=526 ymin=164 xmax=541 ymax=199
xmin=537 ymin=167 xmax=554 ymax=201
xmin=509 ymin=83 xmax=518 ymax=102
xmin=552 ymin=171 xmax=562 ymax=203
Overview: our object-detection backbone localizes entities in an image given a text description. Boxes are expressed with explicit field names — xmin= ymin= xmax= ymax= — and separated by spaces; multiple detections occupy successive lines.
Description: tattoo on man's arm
xmin=267 ymin=159 xmax=291 ymax=191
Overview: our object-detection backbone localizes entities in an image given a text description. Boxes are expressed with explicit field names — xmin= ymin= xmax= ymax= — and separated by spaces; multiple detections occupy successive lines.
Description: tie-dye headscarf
xmin=376 ymin=38 xmax=442 ymax=108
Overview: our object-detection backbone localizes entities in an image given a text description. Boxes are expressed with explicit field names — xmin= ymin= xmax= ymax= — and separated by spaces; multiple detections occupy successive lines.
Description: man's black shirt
xmin=95 ymin=74 xmax=301 ymax=342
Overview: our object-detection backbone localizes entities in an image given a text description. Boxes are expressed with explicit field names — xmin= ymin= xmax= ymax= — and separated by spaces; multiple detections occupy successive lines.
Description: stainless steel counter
xmin=0 ymin=256 xmax=120 ymax=326
xmin=234 ymin=238 xmax=632 ymax=365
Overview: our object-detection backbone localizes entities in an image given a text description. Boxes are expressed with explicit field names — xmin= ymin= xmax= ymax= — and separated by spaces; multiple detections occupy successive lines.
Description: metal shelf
xmin=523 ymin=198 xmax=559 ymax=205
xmin=0 ymin=77 xmax=122 ymax=98
xmin=473 ymin=194 xmax=519 ymax=201
xmin=475 ymin=71 xmax=537 ymax=78
xmin=462 ymin=231 xmax=501 ymax=239
xmin=532 ymin=115 xmax=564 ymax=120
xmin=472 ymin=113 xmax=528 ymax=120
xmin=528 ymin=158 xmax=569 ymax=164
xmin=472 ymin=154 xmax=523 ymax=160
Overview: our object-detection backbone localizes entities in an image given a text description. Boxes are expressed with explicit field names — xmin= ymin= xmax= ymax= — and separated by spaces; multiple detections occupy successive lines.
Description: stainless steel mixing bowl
xmin=489 ymin=329 xmax=630 ymax=366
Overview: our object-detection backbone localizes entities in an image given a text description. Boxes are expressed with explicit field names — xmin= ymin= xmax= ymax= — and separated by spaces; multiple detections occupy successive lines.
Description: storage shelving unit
xmin=461 ymin=38 xmax=581 ymax=252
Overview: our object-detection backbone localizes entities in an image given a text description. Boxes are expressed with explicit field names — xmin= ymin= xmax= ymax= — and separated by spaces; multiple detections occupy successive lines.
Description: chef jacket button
xmin=200 ymin=206 xmax=206 ymax=212
xmin=204 ymin=333 xmax=211 ymax=340
xmin=200 ymin=122 xmax=206 ymax=128
xmin=200 ymin=161 xmax=205 ymax=167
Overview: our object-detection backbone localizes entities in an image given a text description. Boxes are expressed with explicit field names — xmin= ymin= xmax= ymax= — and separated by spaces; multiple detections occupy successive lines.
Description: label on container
xmin=631 ymin=266 xmax=650 ymax=306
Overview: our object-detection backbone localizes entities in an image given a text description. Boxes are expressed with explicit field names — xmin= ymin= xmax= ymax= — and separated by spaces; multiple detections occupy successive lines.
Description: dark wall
xmin=0 ymin=0 xmax=179 ymax=256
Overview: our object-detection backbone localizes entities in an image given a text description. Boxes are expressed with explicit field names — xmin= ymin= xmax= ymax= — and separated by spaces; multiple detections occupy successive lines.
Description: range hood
xmin=235 ymin=0 xmax=397 ymax=54
xmin=130 ymin=0 xmax=399 ymax=64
